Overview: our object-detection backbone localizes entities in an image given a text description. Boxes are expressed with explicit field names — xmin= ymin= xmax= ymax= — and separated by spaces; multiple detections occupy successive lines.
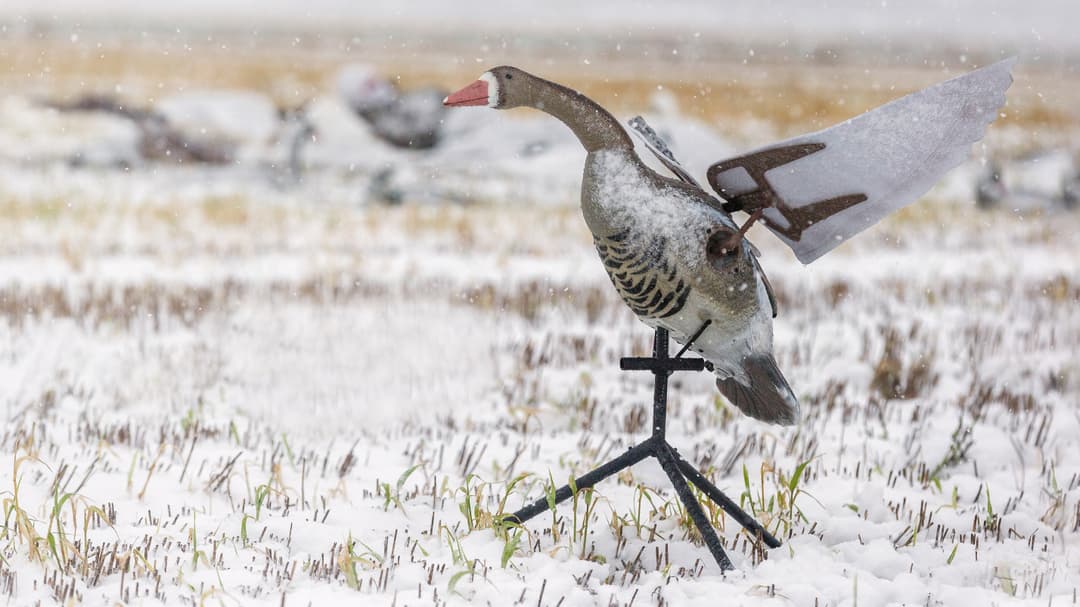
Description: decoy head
xmin=337 ymin=64 xmax=397 ymax=113
xmin=443 ymin=66 xmax=534 ymax=109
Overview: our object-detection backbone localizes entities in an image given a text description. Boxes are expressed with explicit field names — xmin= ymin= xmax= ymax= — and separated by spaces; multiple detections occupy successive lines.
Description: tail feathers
xmin=715 ymin=354 xmax=800 ymax=425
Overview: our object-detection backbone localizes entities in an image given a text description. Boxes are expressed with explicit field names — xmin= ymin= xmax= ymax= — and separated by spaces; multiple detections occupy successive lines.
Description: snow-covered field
xmin=0 ymin=11 xmax=1078 ymax=606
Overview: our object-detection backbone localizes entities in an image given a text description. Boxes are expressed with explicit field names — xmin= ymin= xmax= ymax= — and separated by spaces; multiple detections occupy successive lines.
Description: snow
xmin=0 ymin=11 xmax=1075 ymax=607
xmin=0 ymin=107 xmax=1073 ymax=606
xmin=587 ymin=147 xmax=729 ymax=250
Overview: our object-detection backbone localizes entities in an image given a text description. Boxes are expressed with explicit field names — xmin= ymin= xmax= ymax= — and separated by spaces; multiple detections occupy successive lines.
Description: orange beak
xmin=443 ymin=79 xmax=489 ymax=107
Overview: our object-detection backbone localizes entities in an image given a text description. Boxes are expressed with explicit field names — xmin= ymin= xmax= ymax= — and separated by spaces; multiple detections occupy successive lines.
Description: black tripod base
xmin=503 ymin=435 xmax=780 ymax=571
xmin=503 ymin=326 xmax=780 ymax=572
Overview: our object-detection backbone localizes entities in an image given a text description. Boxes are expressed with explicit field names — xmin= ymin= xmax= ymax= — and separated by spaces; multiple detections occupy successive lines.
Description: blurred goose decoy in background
xmin=1064 ymin=170 xmax=1080 ymax=210
xmin=337 ymin=64 xmax=447 ymax=150
xmin=975 ymin=148 xmax=1079 ymax=211
xmin=47 ymin=94 xmax=233 ymax=165
xmin=155 ymin=90 xmax=280 ymax=163
xmin=976 ymin=160 xmax=1008 ymax=209
xmin=263 ymin=103 xmax=317 ymax=186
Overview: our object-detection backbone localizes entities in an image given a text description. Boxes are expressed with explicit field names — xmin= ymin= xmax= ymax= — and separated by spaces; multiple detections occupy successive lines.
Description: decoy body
xmin=338 ymin=64 xmax=447 ymax=150
xmin=975 ymin=150 xmax=1079 ymax=211
xmin=47 ymin=94 xmax=233 ymax=165
xmin=444 ymin=61 xmax=1014 ymax=425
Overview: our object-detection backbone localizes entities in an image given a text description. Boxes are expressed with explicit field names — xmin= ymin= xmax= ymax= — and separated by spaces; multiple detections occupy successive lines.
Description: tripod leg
xmin=505 ymin=438 xmax=655 ymax=525
xmin=653 ymin=443 xmax=735 ymax=571
xmin=674 ymin=455 xmax=782 ymax=549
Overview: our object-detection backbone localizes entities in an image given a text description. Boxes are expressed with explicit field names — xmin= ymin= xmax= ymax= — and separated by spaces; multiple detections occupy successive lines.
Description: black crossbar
xmin=619 ymin=357 xmax=706 ymax=372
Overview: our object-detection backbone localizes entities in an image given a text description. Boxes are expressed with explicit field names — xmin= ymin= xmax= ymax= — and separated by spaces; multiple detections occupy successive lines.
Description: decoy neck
xmin=444 ymin=66 xmax=633 ymax=153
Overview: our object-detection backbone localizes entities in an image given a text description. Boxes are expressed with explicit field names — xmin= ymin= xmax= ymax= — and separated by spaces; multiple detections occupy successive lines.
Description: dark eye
xmin=505 ymin=73 xmax=513 ymax=79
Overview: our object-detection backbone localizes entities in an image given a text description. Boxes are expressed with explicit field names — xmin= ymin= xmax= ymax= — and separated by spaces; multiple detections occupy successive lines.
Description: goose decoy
xmin=265 ymin=103 xmax=317 ymax=186
xmin=975 ymin=148 xmax=1077 ymax=212
xmin=975 ymin=160 xmax=1007 ymax=209
xmin=155 ymin=90 xmax=280 ymax=162
xmin=445 ymin=61 xmax=1014 ymax=426
xmin=337 ymin=64 xmax=447 ymax=150
xmin=1064 ymin=171 xmax=1080 ymax=210
xmin=47 ymin=94 xmax=234 ymax=165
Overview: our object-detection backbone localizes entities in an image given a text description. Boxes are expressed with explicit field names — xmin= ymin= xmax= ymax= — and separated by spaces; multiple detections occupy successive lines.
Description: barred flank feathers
xmin=594 ymin=228 xmax=690 ymax=319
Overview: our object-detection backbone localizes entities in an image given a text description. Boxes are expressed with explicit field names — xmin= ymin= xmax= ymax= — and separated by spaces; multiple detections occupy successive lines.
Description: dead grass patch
xmin=2 ymin=38 xmax=1074 ymax=139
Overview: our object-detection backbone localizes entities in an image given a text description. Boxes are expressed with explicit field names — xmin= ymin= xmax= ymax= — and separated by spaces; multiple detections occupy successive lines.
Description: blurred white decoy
xmin=337 ymin=64 xmax=447 ymax=150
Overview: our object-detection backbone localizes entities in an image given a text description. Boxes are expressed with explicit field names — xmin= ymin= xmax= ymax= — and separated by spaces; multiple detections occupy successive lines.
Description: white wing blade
xmin=707 ymin=58 xmax=1016 ymax=264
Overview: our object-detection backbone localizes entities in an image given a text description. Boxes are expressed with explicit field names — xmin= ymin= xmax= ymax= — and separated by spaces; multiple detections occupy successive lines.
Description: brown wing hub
xmin=705 ymin=226 xmax=778 ymax=318
xmin=707 ymin=143 xmax=868 ymax=243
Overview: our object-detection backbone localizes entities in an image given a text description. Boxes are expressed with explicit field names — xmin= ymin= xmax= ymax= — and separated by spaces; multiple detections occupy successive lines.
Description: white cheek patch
xmin=480 ymin=72 xmax=499 ymax=108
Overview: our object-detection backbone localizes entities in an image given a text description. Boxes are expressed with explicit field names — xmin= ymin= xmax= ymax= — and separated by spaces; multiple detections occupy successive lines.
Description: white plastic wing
xmin=707 ymin=58 xmax=1016 ymax=264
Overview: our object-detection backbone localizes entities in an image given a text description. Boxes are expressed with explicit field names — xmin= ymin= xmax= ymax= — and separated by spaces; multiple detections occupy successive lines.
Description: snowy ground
xmin=0 ymin=18 xmax=1078 ymax=607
